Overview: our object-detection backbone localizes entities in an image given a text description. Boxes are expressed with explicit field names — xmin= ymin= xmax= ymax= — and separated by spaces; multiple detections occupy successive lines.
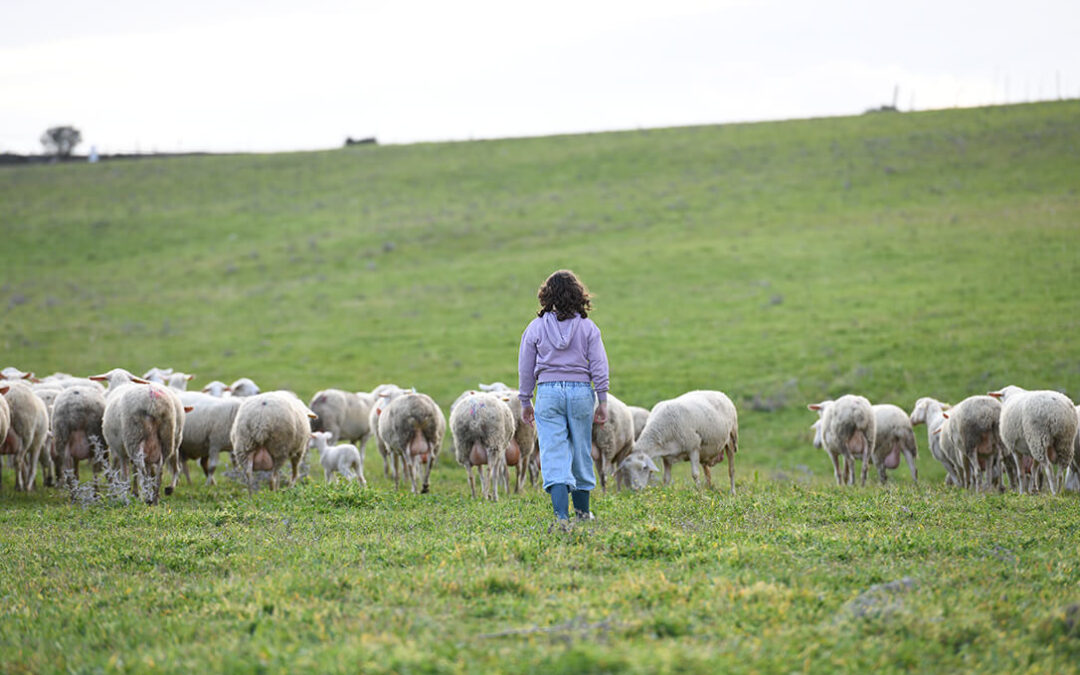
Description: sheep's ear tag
xmin=942 ymin=412 xmax=950 ymax=419
xmin=184 ymin=406 xmax=195 ymax=413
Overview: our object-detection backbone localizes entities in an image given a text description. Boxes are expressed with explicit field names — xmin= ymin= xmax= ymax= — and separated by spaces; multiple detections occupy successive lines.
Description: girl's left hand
xmin=594 ymin=402 xmax=608 ymax=425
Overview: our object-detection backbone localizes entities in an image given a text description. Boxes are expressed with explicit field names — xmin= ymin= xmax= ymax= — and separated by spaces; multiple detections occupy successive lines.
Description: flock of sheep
xmin=808 ymin=389 xmax=1080 ymax=494
xmin=1 ymin=364 xmax=1078 ymax=504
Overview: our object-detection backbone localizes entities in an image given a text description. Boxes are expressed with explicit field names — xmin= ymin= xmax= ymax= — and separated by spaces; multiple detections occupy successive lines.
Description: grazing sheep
xmin=309 ymin=389 xmax=374 ymax=462
xmin=940 ymin=395 xmax=1007 ymax=491
xmin=491 ymin=390 xmax=537 ymax=493
xmin=167 ymin=372 xmax=195 ymax=391
xmin=870 ymin=404 xmax=918 ymax=484
xmin=449 ymin=391 xmax=515 ymax=500
xmin=591 ymin=393 xmax=635 ymax=494
xmin=229 ymin=378 xmax=261 ymax=397
xmin=807 ymin=395 xmax=876 ymax=486
xmin=620 ymin=390 xmax=739 ymax=493
xmin=378 ymin=392 xmax=445 ymax=494
xmin=102 ymin=382 xmax=182 ymax=504
xmin=368 ymin=384 xmax=410 ymax=480
xmin=230 ymin=392 xmax=316 ymax=493
xmin=201 ymin=381 xmax=230 ymax=397
xmin=909 ymin=397 xmax=961 ymax=486
xmin=310 ymin=430 xmax=365 ymax=485
xmin=988 ymin=386 xmax=1077 ymax=495
xmin=51 ymin=385 xmax=108 ymax=489
xmin=1 ymin=381 xmax=50 ymax=491
xmin=614 ymin=451 xmax=660 ymax=490
xmin=177 ymin=392 xmax=242 ymax=486
xmin=628 ymin=405 xmax=650 ymax=441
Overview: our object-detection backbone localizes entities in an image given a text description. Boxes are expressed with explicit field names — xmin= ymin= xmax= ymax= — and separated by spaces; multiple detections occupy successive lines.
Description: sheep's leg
xmin=244 ymin=455 xmax=256 ymax=495
xmin=421 ymin=454 xmax=434 ymax=494
xmin=904 ymin=450 xmax=917 ymax=484
xmin=594 ymin=454 xmax=607 ymax=495
xmin=829 ymin=451 xmax=842 ymax=486
xmin=1042 ymin=460 xmax=1058 ymax=496
xmin=288 ymin=455 xmax=301 ymax=488
xmin=726 ymin=446 xmax=736 ymax=495
xmin=876 ymin=459 xmax=887 ymax=484
xmin=662 ymin=457 xmax=673 ymax=485
xmin=182 ymin=459 xmax=192 ymax=485
xmin=205 ymin=453 xmax=218 ymax=486
xmin=688 ymin=449 xmax=702 ymax=487
xmin=467 ymin=465 xmax=477 ymax=499
xmin=702 ymin=463 xmax=713 ymax=489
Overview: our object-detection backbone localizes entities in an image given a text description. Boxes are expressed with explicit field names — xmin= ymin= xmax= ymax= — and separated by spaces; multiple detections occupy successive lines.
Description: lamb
xmin=176 ymin=392 xmax=242 ymax=486
xmin=628 ymin=405 xmax=650 ymax=441
xmin=0 ymin=381 xmax=50 ymax=491
xmin=167 ymin=372 xmax=195 ymax=391
xmin=909 ymin=397 xmax=962 ymax=486
xmin=310 ymin=430 xmax=365 ymax=485
xmin=368 ymin=384 xmax=410 ymax=480
xmin=449 ymin=391 xmax=515 ymax=500
xmin=51 ymin=385 xmax=108 ymax=489
xmin=591 ymin=393 xmax=635 ymax=493
xmin=491 ymin=389 xmax=537 ymax=493
xmin=988 ymin=385 xmax=1077 ymax=495
xmin=309 ymin=389 xmax=374 ymax=462
xmin=808 ymin=395 xmax=876 ymax=486
xmin=378 ymin=391 xmax=445 ymax=494
xmin=869 ymin=404 xmax=918 ymax=484
xmin=940 ymin=395 xmax=1007 ymax=491
xmin=101 ymin=381 xmax=183 ymax=504
xmin=229 ymin=378 xmax=261 ymax=397
xmin=201 ymin=381 xmax=230 ymax=397
xmin=619 ymin=390 xmax=739 ymax=494
xmin=230 ymin=391 xmax=317 ymax=493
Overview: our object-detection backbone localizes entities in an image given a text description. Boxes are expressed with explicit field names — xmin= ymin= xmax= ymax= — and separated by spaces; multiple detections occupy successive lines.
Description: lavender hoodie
xmin=518 ymin=312 xmax=609 ymax=408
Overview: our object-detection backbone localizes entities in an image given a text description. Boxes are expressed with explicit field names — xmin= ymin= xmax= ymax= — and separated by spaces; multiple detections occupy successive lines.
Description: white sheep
xmin=230 ymin=392 xmax=317 ymax=493
xmin=988 ymin=385 xmax=1077 ymax=495
xmin=619 ymin=390 xmax=739 ymax=494
xmin=166 ymin=372 xmax=195 ymax=391
xmin=628 ymin=405 xmax=651 ymax=441
xmin=177 ymin=392 xmax=243 ymax=486
xmin=614 ymin=452 xmax=660 ymax=490
xmin=309 ymin=389 xmax=374 ymax=462
xmin=141 ymin=367 xmax=174 ymax=384
xmin=102 ymin=381 xmax=183 ymax=504
xmin=0 ymin=380 xmax=50 ymax=491
xmin=940 ymin=395 xmax=1007 ymax=491
xmin=378 ymin=391 xmax=445 ymax=494
xmin=909 ymin=397 xmax=961 ymax=486
xmin=89 ymin=368 xmax=149 ymax=397
xmin=1065 ymin=405 xmax=1080 ymax=491
xmin=0 ymin=392 xmax=10 ymax=484
xmin=870 ymin=404 xmax=918 ymax=484
xmin=449 ymin=391 xmax=515 ymax=500
xmin=591 ymin=393 xmax=635 ymax=494
xmin=229 ymin=378 xmax=261 ymax=397
xmin=51 ymin=384 xmax=108 ymax=489
xmin=808 ymin=395 xmax=876 ymax=486
xmin=490 ymin=389 xmax=537 ymax=493
xmin=478 ymin=382 xmax=511 ymax=392
xmin=368 ymin=384 xmax=410 ymax=480
xmin=310 ymin=430 xmax=365 ymax=485
xmin=201 ymin=381 xmax=231 ymax=397
xmin=31 ymin=382 xmax=64 ymax=486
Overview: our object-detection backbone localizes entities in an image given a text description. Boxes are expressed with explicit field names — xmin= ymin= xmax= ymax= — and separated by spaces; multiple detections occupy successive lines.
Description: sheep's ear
xmin=88 ymin=374 xmax=108 ymax=381
xmin=988 ymin=391 xmax=1003 ymax=399
xmin=807 ymin=403 xmax=821 ymax=411
xmin=20 ymin=372 xmax=33 ymax=380
xmin=132 ymin=377 xmax=151 ymax=385
xmin=933 ymin=428 xmax=942 ymax=435
xmin=644 ymin=455 xmax=660 ymax=472
xmin=184 ymin=406 xmax=194 ymax=413
xmin=308 ymin=412 xmax=318 ymax=419
xmin=186 ymin=374 xmax=195 ymax=381
xmin=0 ymin=385 xmax=9 ymax=395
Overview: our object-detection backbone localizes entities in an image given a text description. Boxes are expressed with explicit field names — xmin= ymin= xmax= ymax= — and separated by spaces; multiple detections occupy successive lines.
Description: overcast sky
xmin=2 ymin=0 xmax=1077 ymax=154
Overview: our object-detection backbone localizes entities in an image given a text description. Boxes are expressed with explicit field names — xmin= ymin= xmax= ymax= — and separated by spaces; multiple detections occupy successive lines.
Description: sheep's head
xmin=810 ymin=419 xmax=824 ymax=449
xmin=988 ymin=385 xmax=1025 ymax=402
xmin=615 ymin=452 xmax=659 ymax=491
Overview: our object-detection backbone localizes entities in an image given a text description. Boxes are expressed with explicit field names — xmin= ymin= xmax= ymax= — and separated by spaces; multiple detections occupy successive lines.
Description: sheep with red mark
xmin=450 ymin=391 xmax=515 ymax=500
xmin=102 ymin=381 xmax=183 ymax=504
xmin=378 ymin=391 xmax=445 ymax=494
xmin=368 ymin=384 xmax=410 ymax=480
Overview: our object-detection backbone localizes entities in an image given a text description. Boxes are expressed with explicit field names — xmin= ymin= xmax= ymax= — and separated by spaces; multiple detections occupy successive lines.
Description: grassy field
xmin=1 ymin=100 xmax=1079 ymax=673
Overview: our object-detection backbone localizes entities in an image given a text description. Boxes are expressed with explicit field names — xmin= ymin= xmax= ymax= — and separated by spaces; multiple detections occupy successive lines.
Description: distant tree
xmin=40 ymin=125 xmax=82 ymax=158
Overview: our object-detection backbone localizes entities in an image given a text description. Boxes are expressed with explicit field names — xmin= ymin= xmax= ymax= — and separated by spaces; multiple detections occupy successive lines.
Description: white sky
xmin=1 ymin=0 xmax=1077 ymax=154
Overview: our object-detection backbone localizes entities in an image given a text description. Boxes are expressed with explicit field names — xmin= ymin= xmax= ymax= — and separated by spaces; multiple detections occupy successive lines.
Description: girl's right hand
xmin=521 ymin=405 xmax=535 ymax=426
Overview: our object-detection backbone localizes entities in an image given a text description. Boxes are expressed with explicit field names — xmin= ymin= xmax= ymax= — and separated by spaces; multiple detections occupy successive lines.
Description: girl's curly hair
xmin=537 ymin=270 xmax=593 ymax=320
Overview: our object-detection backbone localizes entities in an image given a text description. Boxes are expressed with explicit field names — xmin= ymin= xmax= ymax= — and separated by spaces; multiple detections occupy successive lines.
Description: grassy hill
xmin=1 ymin=101 xmax=1079 ymax=673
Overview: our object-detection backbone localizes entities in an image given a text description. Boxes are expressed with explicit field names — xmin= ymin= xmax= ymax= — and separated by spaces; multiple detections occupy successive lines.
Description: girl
xmin=517 ymin=270 xmax=609 ymax=526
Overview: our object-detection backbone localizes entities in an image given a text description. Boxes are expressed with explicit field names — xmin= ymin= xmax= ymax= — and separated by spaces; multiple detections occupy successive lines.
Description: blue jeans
xmin=536 ymin=382 xmax=596 ymax=493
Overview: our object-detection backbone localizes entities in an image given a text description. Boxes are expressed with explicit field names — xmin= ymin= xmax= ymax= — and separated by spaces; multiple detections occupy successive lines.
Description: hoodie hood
xmin=540 ymin=312 xmax=579 ymax=350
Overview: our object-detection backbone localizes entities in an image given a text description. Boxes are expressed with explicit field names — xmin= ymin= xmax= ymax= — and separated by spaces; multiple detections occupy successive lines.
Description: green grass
xmin=1 ymin=100 xmax=1080 ymax=673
